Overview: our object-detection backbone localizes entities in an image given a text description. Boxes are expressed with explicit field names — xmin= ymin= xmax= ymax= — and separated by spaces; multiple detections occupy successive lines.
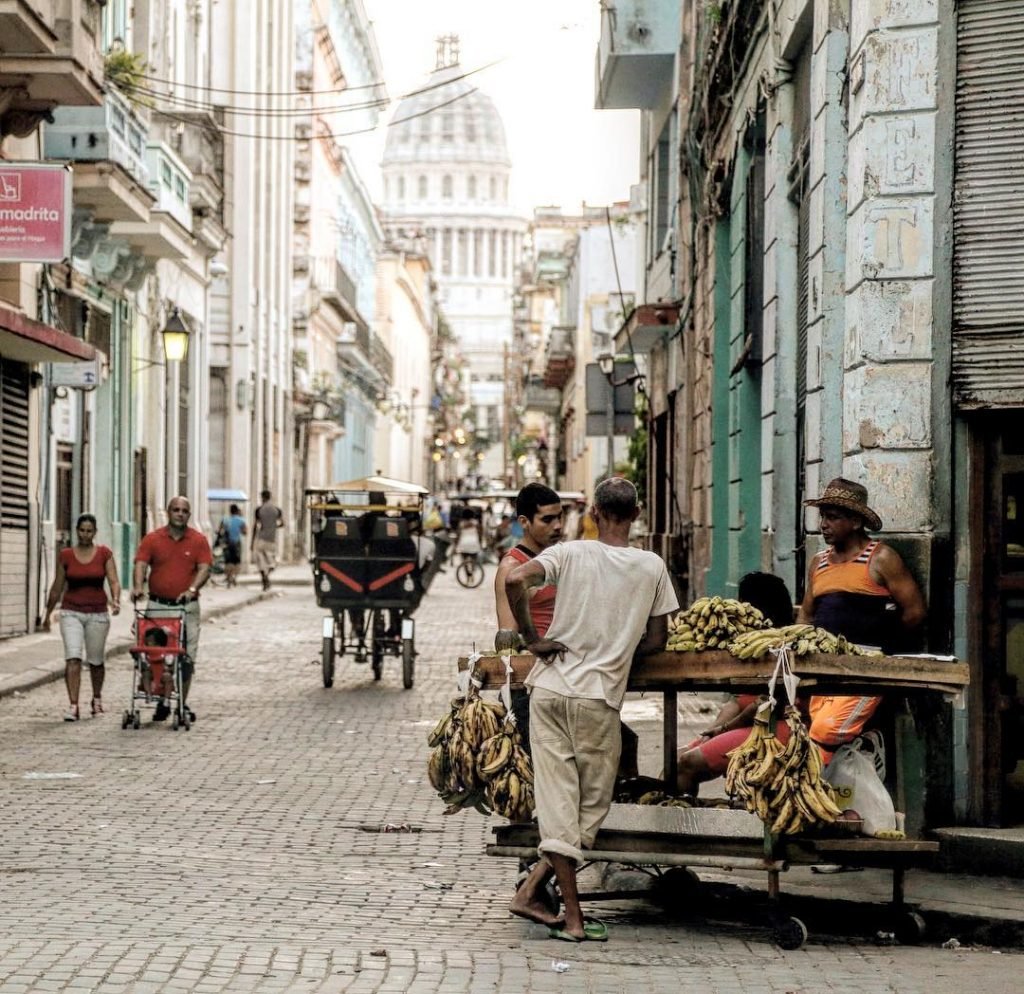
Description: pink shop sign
xmin=0 ymin=163 xmax=72 ymax=263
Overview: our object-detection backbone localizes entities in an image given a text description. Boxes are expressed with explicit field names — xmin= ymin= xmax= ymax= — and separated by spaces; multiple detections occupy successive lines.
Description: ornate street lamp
xmin=161 ymin=307 xmax=191 ymax=363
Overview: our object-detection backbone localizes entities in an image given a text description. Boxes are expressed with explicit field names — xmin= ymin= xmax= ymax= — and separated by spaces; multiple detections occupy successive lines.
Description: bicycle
xmin=455 ymin=551 xmax=485 ymax=589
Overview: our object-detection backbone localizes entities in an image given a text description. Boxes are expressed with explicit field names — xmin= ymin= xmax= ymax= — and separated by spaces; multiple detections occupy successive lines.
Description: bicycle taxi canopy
xmin=305 ymin=476 xmax=429 ymax=611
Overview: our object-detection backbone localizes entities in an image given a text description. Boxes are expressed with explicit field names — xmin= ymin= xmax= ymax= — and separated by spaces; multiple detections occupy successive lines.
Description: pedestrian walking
xmin=43 ymin=513 xmax=121 ymax=721
xmin=215 ymin=503 xmax=247 ymax=587
xmin=505 ymin=478 xmax=678 ymax=942
xmin=252 ymin=489 xmax=284 ymax=590
xmin=132 ymin=496 xmax=212 ymax=722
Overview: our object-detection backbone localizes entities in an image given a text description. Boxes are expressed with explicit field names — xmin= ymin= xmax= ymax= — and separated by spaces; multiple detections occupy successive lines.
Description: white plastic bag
xmin=823 ymin=738 xmax=897 ymax=836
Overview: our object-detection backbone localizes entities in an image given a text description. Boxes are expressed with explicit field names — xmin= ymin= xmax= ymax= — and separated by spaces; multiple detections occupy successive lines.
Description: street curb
xmin=0 ymin=589 xmax=274 ymax=701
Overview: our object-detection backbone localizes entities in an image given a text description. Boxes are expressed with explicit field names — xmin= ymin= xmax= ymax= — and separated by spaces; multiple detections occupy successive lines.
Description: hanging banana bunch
xmin=426 ymin=686 xmax=536 ymax=822
xmin=426 ymin=688 xmax=505 ymax=815
xmin=666 ymin=596 xmax=772 ymax=652
xmin=727 ymin=624 xmax=884 ymax=660
xmin=725 ymin=705 xmax=844 ymax=835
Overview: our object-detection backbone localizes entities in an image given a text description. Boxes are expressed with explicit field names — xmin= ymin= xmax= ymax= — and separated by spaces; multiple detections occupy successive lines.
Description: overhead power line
xmin=133 ymin=58 xmax=503 ymax=119
xmin=151 ymin=84 xmax=481 ymax=142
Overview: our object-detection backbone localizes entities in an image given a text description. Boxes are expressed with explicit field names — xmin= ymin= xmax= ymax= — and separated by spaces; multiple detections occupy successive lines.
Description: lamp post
xmin=597 ymin=352 xmax=616 ymax=479
xmin=596 ymin=352 xmax=644 ymax=481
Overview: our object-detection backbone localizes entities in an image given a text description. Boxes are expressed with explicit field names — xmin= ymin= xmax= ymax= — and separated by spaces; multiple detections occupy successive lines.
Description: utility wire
xmin=133 ymin=58 xmax=503 ymax=118
xmin=148 ymin=84 xmax=480 ymax=142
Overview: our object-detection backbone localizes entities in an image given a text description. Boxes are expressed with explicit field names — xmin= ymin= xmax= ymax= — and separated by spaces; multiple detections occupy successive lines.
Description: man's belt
xmin=148 ymin=594 xmax=186 ymax=605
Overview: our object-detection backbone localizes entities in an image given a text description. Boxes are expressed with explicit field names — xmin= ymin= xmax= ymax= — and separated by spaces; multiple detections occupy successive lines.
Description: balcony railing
xmin=370 ymin=332 xmax=394 ymax=387
xmin=145 ymin=142 xmax=192 ymax=230
xmin=45 ymin=86 xmax=149 ymax=185
xmin=311 ymin=255 xmax=360 ymax=318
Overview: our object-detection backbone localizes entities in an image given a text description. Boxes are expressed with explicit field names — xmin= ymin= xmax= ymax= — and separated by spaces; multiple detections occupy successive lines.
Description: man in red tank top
xmin=493 ymin=483 xmax=640 ymax=778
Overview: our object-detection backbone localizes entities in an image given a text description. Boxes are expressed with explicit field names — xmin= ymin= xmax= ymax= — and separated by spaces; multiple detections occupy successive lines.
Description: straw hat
xmin=804 ymin=477 xmax=883 ymax=532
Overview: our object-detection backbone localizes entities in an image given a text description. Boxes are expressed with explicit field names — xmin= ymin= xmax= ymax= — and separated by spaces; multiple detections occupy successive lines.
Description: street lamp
xmin=161 ymin=307 xmax=191 ymax=363
xmin=595 ymin=352 xmax=644 ymax=479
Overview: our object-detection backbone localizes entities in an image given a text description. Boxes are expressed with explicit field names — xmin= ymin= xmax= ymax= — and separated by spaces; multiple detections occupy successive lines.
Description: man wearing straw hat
xmin=797 ymin=477 xmax=926 ymax=757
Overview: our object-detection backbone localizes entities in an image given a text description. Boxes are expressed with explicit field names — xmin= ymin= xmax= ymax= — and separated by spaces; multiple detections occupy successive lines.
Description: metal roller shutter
xmin=953 ymin=0 xmax=1024 ymax=408
xmin=0 ymin=358 xmax=30 ymax=636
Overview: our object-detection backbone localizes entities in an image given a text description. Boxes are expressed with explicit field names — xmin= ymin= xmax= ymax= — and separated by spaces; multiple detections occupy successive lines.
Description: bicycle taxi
xmin=307 ymin=476 xmax=430 ymax=690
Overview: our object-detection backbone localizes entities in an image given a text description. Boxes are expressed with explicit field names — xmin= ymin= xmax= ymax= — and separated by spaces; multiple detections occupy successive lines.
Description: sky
xmin=344 ymin=0 xmax=641 ymax=214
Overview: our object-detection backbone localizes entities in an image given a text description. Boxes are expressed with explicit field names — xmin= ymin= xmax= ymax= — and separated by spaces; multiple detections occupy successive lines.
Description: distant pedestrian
xmin=43 ymin=513 xmax=121 ymax=722
xmin=252 ymin=489 xmax=284 ymax=590
xmin=216 ymin=503 xmax=247 ymax=587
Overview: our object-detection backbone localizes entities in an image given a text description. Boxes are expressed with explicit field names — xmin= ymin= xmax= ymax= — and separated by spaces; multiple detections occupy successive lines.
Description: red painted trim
xmin=368 ymin=562 xmax=414 ymax=591
xmin=320 ymin=561 xmax=363 ymax=592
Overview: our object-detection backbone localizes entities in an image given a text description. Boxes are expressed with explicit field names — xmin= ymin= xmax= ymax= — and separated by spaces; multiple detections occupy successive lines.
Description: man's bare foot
xmin=510 ymin=891 xmax=563 ymax=928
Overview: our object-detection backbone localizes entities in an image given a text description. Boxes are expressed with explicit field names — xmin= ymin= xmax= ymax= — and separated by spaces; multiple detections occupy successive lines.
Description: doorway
xmin=978 ymin=414 xmax=1024 ymax=824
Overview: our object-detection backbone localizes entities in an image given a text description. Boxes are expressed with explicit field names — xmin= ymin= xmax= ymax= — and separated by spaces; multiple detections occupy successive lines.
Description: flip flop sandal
xmin=582 ymin=917 xmax=609 ymax=941
xmin=547 ymin=926 xmax=582 ymax=943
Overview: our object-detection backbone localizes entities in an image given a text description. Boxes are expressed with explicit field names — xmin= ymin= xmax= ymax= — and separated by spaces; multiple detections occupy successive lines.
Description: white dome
xmin=382 ymin=65 xmax=511 ymax=169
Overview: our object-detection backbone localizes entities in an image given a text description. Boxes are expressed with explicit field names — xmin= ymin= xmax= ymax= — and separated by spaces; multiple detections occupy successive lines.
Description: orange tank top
xmin=810 ymin=541 xmax=888 ymax=598
xmin=505 ymin=545 xmax=556 ymax=638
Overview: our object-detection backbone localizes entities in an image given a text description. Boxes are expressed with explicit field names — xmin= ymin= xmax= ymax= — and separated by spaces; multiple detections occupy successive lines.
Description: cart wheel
xmin=172 ymin=712 xmax=180 ymax=731
xmin=651 ymin=866 xmax=702 ymax=911
xmin=132 ymin=712 xmax=140 ymax=730
xmin=402 ymin=639 xmax=414 ymax=689
xmin=322 ymin=636 xmax=335 ymax=688
xmin=894 ymin=910 xmax=927 ymax=945
xmin=121 ymin=711 xmax=130 ymax=730
xmin=773 ymin=916 xmax=807 ymax=950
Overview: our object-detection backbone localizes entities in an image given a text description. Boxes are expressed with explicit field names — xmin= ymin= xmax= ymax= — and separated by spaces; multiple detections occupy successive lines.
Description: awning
xmin=309 ymin=475 xmax=428 ymax=496
xmin=0 ymin=303 xmax=96 ymax=364
xmin=207 ymin=488 xmax=249 ymax=502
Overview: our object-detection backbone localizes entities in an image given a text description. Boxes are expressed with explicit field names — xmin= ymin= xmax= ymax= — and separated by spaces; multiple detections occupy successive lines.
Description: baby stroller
xmin=123 ymin=608 xmax=192 ymax=731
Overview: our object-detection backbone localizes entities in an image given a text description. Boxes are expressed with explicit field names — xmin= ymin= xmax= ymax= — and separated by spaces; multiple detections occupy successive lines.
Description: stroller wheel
xmin=172 ymin=712 xmax=180 ymax=730
xmin=121 ymin=711 xmax=129 ymax=729
xmin=132 ymin=712 xmax=140 ymax=730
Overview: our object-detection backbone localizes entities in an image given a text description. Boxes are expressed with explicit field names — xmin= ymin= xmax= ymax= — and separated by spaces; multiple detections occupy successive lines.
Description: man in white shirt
xmin=505 ymin=477 xmax=678 ymax=942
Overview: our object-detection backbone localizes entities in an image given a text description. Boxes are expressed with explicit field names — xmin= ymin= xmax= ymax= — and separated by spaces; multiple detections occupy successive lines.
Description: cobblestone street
xmin=0 ymin=570 xmax=1019 ymax=994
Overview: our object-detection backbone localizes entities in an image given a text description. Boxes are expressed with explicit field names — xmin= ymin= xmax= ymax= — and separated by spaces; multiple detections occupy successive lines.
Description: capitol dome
xmin=382 ymin=63 xmax=511 ymax=168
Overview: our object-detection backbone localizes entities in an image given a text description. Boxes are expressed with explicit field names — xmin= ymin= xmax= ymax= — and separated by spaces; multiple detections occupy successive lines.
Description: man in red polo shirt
xmin=132 ymin=496 xmax=212 ymax=720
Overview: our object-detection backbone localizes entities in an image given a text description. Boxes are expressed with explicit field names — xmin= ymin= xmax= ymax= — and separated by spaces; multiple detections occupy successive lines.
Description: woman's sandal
xmin=90 ymin=698 xmax=104 ymax=716
xmin=63 ymin=704 xmax=79 ymax=722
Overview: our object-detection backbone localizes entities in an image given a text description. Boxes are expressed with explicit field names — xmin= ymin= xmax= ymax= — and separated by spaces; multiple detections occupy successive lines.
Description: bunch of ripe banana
xmin=725 ymin=706 xmax=843 ymax=835
xmin=426 ymin=690 xmax=507 ymax=816
xmin=479 ymin=730 xmax=535 ymax=823
xmin=666 ymin=596 xmax=772 ymax=652
xmin=727 ymin=623 xmax=883 ymax=660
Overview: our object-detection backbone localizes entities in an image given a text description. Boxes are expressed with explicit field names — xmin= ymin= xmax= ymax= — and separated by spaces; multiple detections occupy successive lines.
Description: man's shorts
xmin=253 ymin=537 xmax=277 ymax=572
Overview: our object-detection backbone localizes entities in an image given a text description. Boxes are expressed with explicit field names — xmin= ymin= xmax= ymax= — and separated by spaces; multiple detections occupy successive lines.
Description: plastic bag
xmin=424 ymin=508 xmax=443 ymax=531
xmin=823 ymin=737 xmax=897 ymax=836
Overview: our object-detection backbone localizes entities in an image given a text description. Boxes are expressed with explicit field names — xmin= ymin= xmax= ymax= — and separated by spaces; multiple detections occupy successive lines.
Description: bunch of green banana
xmin=426 ymin=690 xmax=507 ymax=816
xmin=666 ymin=596 xmax=772 ymax=652
xmin=725 ymin=706 xmax=844 ymax=835
xmin=727 ymin=623 xmax=885 ymax=660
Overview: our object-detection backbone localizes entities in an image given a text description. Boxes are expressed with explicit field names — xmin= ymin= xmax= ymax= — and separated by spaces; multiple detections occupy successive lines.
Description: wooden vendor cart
xmin=460 ymin=650 xmax=969 ymax=948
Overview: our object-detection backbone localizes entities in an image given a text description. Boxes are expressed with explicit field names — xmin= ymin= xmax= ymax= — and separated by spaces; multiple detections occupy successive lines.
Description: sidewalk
xmin=0 ymin=563 xmax=312 ymax=700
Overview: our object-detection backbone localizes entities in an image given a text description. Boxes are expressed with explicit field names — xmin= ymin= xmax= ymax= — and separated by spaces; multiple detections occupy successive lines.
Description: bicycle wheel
xmin=456 ymin=559 xmax=485 ymax=589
